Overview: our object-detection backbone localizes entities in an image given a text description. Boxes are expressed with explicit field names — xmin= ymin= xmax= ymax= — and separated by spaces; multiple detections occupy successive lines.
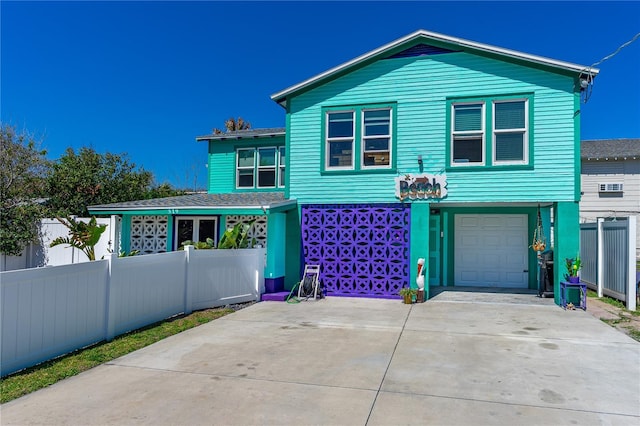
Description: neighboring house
xmin=580 ymin=139 xmax=640 ymax=258
xmin=90 ymin=29 xmax=598 ymax=304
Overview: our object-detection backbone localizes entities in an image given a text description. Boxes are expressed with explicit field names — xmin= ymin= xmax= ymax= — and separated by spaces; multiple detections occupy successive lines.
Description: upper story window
xmin=236 ymin=146 xmax=285 ymax=189
xmin=324 ymin=103 xmax=395 ymax=172
xmin=449 ymin=95 xmax=531 ymax=168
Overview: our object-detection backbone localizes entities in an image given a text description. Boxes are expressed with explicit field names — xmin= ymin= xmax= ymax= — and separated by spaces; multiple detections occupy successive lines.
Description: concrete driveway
xmin=3 ymin=291 xmax=639 ymax=425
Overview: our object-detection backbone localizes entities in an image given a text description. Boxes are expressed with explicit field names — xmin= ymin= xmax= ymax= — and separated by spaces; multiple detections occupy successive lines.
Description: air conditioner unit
xmin=598 ymin=183 xmax=624 ymax=192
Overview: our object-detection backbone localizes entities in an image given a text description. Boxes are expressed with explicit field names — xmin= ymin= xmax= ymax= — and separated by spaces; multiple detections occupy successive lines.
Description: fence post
xmin=184 ymin=245 xmax=194 ymax=315
xmin=597 ymin=218 xmax=604 ymax=298
xmin=627 ymin=216 xmax=637 ymax=311
xmin=105 ymin=252 xmax=117 ymax=341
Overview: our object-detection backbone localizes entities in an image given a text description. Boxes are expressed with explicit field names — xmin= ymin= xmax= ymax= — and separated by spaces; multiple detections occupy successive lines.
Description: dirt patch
xmin=587 ymin=297 xmax=640 ymax=342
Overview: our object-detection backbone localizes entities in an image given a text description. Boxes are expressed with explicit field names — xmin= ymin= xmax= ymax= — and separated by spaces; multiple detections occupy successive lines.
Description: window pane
xmin=258 ymin=148 xmax=276 ymax=166
xmin=328 ymin=112 xmax=354 ymax=138
xmin=238 ymin=169 xmax=254 ymax=187
xmin=365 ymin=138 xmax=389 ymax=152
xmin=453 ymin=137 xmax=483 ymax=163
xmin=258 ymin=169 xmax=276 ymax=187
xmin=237 ymin=150 xmax=254 ymax=167
xmin=495 ymin=133 xmax=524 ymax=161
xmin=364 ymin=152 xmax=390 ymax=166
xmin=198 ymin=220 xmax=217 ymax=243
xmin=177 ymin=220 xmax=194 ymax=246
xmin=495 ymin=101 xmax=525 ymax=129
xmin=364 ymin=110 xmax=390 ymax=136
xmin=454 ymin=104 xmax=482 ymax=131
xmin=279 ymin=147 xmax=285 ymax=164
xmin=328 ymin=141 xmax=353 ymax=167
xmin=279 ymin=167 xmax=285 ymax=186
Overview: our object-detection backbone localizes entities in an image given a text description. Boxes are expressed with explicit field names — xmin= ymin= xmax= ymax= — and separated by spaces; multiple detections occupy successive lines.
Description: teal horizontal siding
xmin=288 ymin=52 xmax=577 ymax=204
xmin=207 ymin=136 xmax=286 ymax=194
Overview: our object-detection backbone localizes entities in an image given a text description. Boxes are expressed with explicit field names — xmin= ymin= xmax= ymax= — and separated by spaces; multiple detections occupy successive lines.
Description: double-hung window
xmin=452 ymin=103 xmax=485 ymax=165
xmin=324 ymin=103 xmax=395 ymax=172
xmin=326 ymin=111 xmax=355 ymax=169
xmin=236 ymin=146 xmax=285 ymax=189
xmin=493 ymin=100 xmax=528 ymax=164
xmin=449 ymin=95 xmax=531 ymax=168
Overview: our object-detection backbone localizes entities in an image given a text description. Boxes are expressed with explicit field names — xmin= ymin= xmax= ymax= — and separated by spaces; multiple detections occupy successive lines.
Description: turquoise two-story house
xmin=90 ymin=30 xmax=598 ymax=305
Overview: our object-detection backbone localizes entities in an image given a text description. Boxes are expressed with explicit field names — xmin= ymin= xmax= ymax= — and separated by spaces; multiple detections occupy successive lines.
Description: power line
xmin=580 ymin=31 xmax=640 ymax=104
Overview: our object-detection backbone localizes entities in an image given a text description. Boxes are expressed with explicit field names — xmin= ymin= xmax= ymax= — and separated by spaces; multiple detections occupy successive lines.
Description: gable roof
xmin=581 ymin=139 xmax=640 ymax=160
xmin=196 ymin=128 xmax=285 ymax=142
xmin=271 ymin=29 xmax=599 ymax=107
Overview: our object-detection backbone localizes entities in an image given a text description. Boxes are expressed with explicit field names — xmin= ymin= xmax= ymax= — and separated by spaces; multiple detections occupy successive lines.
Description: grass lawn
xmin=0 ymin=306 xmax=236 ymax=404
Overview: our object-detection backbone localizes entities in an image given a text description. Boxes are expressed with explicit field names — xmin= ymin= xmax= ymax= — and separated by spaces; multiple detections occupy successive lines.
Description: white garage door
xmin=455 ymin=214 xmax=528 ymax=288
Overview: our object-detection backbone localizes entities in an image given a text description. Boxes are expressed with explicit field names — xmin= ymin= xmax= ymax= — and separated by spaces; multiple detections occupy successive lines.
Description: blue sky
xmin=2 ymin=1 xmax=639 ymax=189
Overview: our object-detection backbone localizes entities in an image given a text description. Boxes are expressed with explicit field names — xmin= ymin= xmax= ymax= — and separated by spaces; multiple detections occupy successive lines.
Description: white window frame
xmin=325 ymin=110 xmax=355 ymax=170
xmin=492 ymin=99 xmax=529 ymax=165
xmin=174 ymin=216 xmax=218 ymax=249
xmin=236 ymin=147 xmax=285 ymax=189
xmin=236 ymin=148 xmax=256 ymax=188
xmin=278 ymin=147 xmax=286 ymax=188
xmin=257 ymin=147 xmax=278 ymax=189
xmin=451 ymin=102 xmax=486 ymax=167
xmin=361 ymin=108 xmax=393 ymax=169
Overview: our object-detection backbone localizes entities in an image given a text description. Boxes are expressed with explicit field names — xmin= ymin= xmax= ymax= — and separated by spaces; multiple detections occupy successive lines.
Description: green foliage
xmin=46 ymin=147 xmax=154 ymax=217
xmin=0 ymin=124 xmax=50 ymax=255
xmin=218 ymin=220 xmax=256 ymax=249
xmin=144 ymin=183 xmax=186 ymax=199
xmin=565 ymin=254 xmax=582 ymax=277
xmin=118 ymin=249 xmax=140 ymax=257
xmin=398 ymin=287 xmax=417 ymax=297
xmin=50 ymin=216 xmax=107 ymax=261
xmin=179 ymin=238 xmax=215 ymax=250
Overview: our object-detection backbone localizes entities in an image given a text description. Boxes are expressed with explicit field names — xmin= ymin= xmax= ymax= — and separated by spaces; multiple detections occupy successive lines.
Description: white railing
xmin=0 ymin=247 xmax=265 ymax=377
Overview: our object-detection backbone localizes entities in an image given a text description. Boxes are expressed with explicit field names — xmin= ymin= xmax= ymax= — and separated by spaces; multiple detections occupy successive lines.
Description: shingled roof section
xmin=195 ymin=128 xmax=285 ymax=142
xmin=89 ymin=192 xmax=293 ymax=211
xmin=581 ymin=139 xmax=640 ymax=160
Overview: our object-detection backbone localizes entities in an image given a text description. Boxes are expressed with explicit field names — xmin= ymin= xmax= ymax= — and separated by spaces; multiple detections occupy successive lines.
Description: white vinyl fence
xmin=580 ymin=216 xmax=637 ymax=310
xmin=0 ymin=216 xmax=119 ymax=272
xmin=0 ymin=247 xmax=265 ymax=377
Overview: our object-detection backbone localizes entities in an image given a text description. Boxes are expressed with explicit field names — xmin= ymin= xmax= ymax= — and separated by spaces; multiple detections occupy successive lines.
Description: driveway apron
xmin=2 ymin=293 xmax=639 ymax=425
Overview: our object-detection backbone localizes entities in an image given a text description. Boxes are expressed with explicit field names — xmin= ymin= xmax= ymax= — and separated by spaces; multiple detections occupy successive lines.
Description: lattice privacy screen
xmin=130 ymin=215 xmax=168 ymax=254
xmin=224 ymin=215 xmax=268 ymax=248
xmin=301 ymin=204 xmax=411 ymax=298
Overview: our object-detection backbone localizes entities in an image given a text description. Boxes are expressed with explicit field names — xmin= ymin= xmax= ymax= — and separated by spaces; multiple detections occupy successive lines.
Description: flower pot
xmin=403 ymin=294 xmax=413 ymax=304
xmin=568 ymin=276 xmax=580 ymax=284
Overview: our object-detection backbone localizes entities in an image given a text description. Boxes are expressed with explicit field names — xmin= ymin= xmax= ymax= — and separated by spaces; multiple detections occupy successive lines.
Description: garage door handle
xmin=523 ymin=269 xmax=528 ymax=273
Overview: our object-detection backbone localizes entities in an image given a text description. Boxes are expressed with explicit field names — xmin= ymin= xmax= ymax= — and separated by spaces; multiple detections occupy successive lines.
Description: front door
xmin=175 ymin=217 xmax=218 ymax=249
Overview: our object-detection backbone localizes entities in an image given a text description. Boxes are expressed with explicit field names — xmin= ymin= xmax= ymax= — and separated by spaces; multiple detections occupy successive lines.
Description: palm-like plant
xmin=50 ymin=216 xmax=107 ymax=261
xmin=218 ymin=219 xmax=256 ymax=249
xmin=213 ymin=117 xmax=251 ymax=135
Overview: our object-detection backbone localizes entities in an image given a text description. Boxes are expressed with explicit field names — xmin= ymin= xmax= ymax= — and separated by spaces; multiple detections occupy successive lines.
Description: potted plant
xmin=565 ymin=255 xmax=582 ymax=283
xmin=399 ymin=287 xmax=417 ymax=304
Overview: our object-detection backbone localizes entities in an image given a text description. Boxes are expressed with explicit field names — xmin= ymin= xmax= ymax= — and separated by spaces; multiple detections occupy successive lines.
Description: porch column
xmin=553 ymin=202 xmax=580 ymax=306
xmin=265 ymin=212 xmax=286 ymax=293
xmin=410 ymin=204 xmax=430 ymax=299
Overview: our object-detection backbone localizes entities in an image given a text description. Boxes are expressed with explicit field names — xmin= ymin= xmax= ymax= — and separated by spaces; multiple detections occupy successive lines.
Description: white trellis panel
xmin=130 ymin=215 xmax=168 ymax=254
xmin=225 ymin=215 xmax=268 ymax=248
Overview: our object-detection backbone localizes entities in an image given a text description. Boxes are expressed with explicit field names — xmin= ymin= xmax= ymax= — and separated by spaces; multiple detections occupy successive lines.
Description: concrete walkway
xmin=3 ymin=292 xmax=639 ymax=425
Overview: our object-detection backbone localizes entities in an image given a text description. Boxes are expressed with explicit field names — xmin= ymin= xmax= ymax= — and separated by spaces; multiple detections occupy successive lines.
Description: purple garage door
xmin=301 ymin=204 xmax=411 ymax=298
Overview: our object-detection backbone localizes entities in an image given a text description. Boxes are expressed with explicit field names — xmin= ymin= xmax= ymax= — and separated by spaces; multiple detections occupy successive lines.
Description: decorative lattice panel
xmin=301 ymin=204 xmax=411 ymax=298
xmin=224 ymin=215 xmax=268 ymax=248
xmin=130 ymin=215 xmax=168 ymax=254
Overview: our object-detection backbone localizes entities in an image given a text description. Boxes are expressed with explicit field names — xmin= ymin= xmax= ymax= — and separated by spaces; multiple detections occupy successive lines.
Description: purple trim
xmin=265 ymin=277 xmax=284 ymax=293
xmin=261 ymin=291 xmax=290 ymax=302
xmin=301 ymin=204 xmax=411 ymax=298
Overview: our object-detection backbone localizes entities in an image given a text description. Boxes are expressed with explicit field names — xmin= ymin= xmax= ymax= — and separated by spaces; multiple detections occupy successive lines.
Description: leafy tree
xmin=144 ymin=182 xmax=186 ymax=199
xmin=46 ymin=147 xmax=154 ymax=217
xmin=50 ymin=216 xmax=107 ymax=261
xmin=213 ymin=117 xmax=251 ymax=134
xmin=0 ymin=124 xmax=50 ymax=255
